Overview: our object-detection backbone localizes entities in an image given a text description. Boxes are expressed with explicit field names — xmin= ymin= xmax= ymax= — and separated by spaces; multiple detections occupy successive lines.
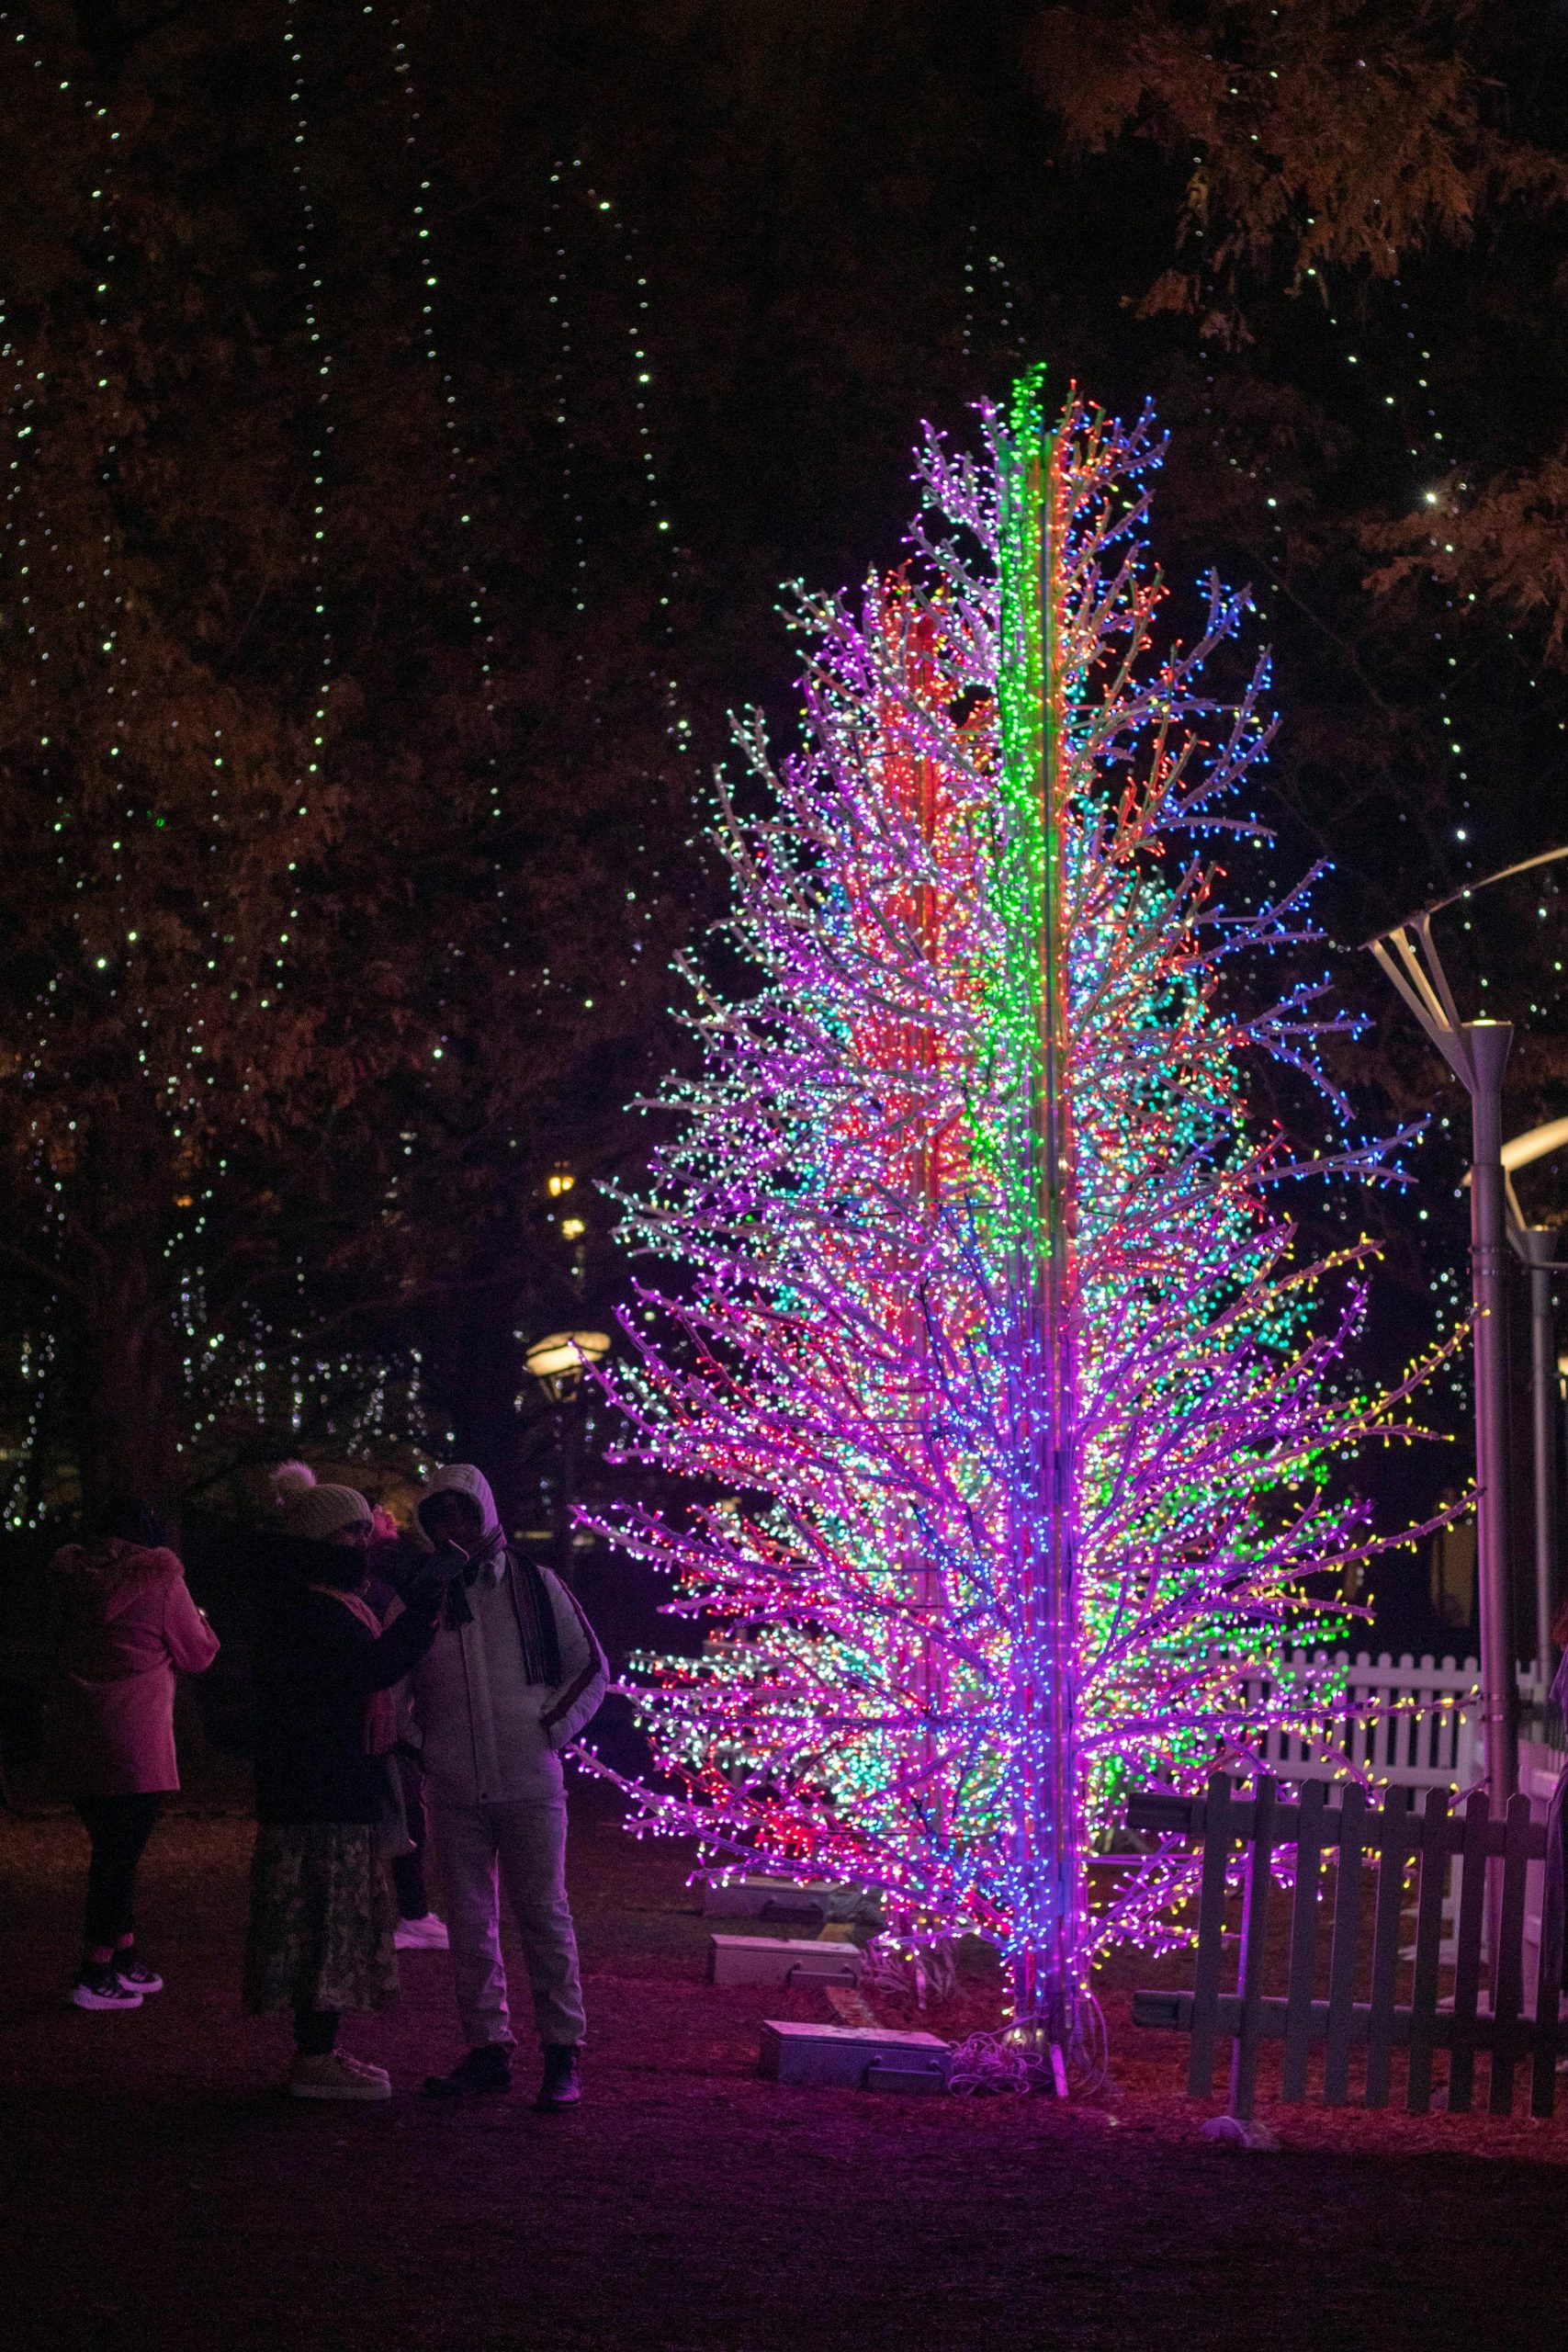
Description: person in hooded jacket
xmin=407 ymin=1464 xmax=607 ymax=2110
xmin=48 ymin=1498 xmax=220 ymax=2011
xmin=243 ymin=1482 xmax=449 ymax=2101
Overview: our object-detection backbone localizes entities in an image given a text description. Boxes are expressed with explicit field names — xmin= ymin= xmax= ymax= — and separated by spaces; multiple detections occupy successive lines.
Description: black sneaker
xmin=115 ymin=1951 xmax=164 ymax=1995
xmin=535 ymin=2045 xmax=581 ymax=2111
xmin=70 ymin=1962 xmax=142 ymax=2012
xmin=423 ymin=2044 xmax=513 ymax=2098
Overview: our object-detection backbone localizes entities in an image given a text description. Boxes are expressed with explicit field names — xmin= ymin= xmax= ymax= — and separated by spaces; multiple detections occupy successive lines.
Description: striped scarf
xmin=502 ymin=1554 xmax=562 ymax=1688
xmin=441 ymin=1544 xmax=562 ymax=1686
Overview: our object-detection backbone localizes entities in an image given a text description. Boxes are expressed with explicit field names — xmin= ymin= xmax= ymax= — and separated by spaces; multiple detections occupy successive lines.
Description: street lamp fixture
xmin=524 ymin=1329 xmax=611 ymax=1590
xmin=524 ymin=1329 xmax=610 ymax=1402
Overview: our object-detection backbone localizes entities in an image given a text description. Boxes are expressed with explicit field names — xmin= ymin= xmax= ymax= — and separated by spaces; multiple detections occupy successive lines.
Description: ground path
xmin=2 ymin=1781 xmax=1565 ymax=2351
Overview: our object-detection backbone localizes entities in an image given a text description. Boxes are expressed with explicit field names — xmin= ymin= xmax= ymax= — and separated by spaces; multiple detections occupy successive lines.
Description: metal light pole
xmin=1500 ymin=1118 xmax=1568 ymax=1690
xmin=524 ymin=1330 xmax=610 ymax=1589
xmin=1515 ymin=1227 xmax=1559 ymax=1687
xmin=1368 ymin=916 xmax=1517 ymax=1805
xmin=1369 ymin=848 xmax=1568 ymax=1800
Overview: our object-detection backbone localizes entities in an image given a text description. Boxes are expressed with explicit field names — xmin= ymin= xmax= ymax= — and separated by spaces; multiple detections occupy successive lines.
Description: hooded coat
xmin=405 ymin=1464 xmax=607 ymax=1806
xmin=48 ymin=1540 xmax=220 ymax=1795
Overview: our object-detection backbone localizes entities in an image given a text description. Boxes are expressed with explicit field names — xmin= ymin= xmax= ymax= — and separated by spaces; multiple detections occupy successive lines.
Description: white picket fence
xmin=1248 ymin=1649 xmax=1555 ymax=1799
xmin=1250 ymin=1653 xmax=1563 ymax=1978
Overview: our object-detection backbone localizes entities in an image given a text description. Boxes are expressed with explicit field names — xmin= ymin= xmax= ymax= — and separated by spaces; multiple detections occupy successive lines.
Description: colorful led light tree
xmin=590 ymin=373 xmax=1445 ymax=2064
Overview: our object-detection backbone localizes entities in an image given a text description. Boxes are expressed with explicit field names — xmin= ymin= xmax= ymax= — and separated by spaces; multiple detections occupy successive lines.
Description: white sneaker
xmin=336 ymin=2052 xmax=392 ymax=2088
xmin=288 ymin=2052 xmax=392 ymax=2101
xmin=394 ymin=1913 xmax=450 ymax=1950
xmin=70 ymin=1963 xmax=142 ymax=2012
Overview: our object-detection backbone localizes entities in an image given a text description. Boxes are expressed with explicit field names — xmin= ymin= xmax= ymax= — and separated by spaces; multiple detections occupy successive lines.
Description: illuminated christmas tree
xmin=593 ymin=373 xmax=1443 ymax=2065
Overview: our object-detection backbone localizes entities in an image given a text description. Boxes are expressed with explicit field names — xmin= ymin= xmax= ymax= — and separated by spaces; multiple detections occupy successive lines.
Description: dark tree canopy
xmin=0 ymin=0 xmax=1563 ymax=1548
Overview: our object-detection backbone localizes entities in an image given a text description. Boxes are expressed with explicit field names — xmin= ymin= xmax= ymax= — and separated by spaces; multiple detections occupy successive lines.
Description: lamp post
xmin=1515 ymin=1227 xmax=1559 ymax=1691
xmin=1367 ymin=846 xmax=1568 ymax=1807
xmin=524 ymin=1330 xmax=610 ymax=1589
xmin=1501 ymin=1120 xmax=1568 ymax=1691
xmin=1368 ymin=922 xmax=1517 ymax=1804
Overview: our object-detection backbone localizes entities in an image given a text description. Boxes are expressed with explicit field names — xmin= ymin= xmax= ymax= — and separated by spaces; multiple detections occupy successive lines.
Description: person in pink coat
xmin=49 ymin=1498 xmax=220 ymax=2010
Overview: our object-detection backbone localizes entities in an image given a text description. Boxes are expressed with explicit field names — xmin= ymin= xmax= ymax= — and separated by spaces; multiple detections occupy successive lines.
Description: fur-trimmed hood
xmin=48 ymin=1536 xmax=218 ymax=1796
xmin=50 ymin=1539 xmax=185 ymax=1621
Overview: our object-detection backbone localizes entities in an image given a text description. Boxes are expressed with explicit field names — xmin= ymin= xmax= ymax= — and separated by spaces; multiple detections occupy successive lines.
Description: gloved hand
xmin=408 ymin=1541 xmax=470 ymax=1617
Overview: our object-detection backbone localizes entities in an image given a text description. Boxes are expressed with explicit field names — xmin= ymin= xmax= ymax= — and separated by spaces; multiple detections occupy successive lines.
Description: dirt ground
xmin=3 ymin=1772 xmax=1567 ymax=2352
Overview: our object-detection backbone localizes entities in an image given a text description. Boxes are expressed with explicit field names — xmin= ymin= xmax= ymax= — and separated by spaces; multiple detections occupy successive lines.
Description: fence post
xmin=1406 ymin=1787 xmax=1451 ymax=2114
xmin=1489 ymin=1790 xmax=1532 ymax=2115
xmin=1449 ymin=1789 xmax=1492 ymax=2113
xmin=1530 ymin=1818 xmax=1562 ymax=2120
xmin=1324 ymin=1782 xmax=1368 ymax=2105
xmin=1229 ymin=1776 xmax=1277 ymax=2123
xmin=1366 ymin=1785 xmax=1412 ymax=2107
xmin=1186 ymin=1773 xmax=1234 ymax=2099
xmin=1281 ymin=1779 xmax=1327 ymax=2102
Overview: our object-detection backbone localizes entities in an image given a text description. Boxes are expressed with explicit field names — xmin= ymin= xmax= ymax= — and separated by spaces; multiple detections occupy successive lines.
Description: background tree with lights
xmin=0 ymin=0 xmax=1563 ymax=1593
xmin=595 ymin=375 xmax=1449 ymax=2052
xmin=0 ymin=16 xmax=683 ymax=1517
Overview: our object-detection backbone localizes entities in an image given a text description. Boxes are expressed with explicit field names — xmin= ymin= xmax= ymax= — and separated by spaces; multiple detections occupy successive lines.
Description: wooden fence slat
xmin=1365 ymin=1784 xmax=1412 ymax=2108
xmin=1165 ymin=1993 xmax=1522 ymax=2050
xmin=1448 ymin=1790 xmax=1491 ymax=2114
xmin=1281 ymin=1779 xmax=1328 ymax=2101
xmin=1323 ymin=1782 xmax=1367 ymax=2105
xmin=1186 ymin=1773 xmax=1234 ymax=2098
xmin=1489 ymin=1791 xmax=1532 ymax=2116
xmin=1229 ymin=1775 xmax=1277 ymax=2123
xmin=1531 ymin=1803 xmax=1562 ymax=2120
xmin=1406 ymin=1786 xmax=1451 ymax=2114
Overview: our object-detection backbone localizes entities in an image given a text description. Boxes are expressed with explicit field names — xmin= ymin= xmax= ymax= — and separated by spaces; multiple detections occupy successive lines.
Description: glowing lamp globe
xmin=525 ymin=1329 xmax=611 ymax=1400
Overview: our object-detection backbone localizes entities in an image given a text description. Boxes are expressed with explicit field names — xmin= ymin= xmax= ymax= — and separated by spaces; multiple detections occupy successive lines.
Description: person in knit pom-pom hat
xmin=243 ymin=1477 xmax=446 ymax=2101
xmin=270 ymin=1461 xmax=317 ymax=1510
xmin=279 ymin=1484 xmax=373 ymax=1545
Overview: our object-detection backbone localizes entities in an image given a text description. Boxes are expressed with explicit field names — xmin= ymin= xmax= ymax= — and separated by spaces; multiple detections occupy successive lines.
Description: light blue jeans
xmin=430 ymin=1794 xmax=585 ymax=2050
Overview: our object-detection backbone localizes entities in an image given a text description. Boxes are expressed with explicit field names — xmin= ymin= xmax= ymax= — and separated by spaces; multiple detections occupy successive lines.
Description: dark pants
xmin=294 ymin=2007 xmax=340 ymax=2055
xmin=74 ymin=1793 xmax=162 ymax=1949
xmin=389 ymin=1752 xmax=430 ymax=1920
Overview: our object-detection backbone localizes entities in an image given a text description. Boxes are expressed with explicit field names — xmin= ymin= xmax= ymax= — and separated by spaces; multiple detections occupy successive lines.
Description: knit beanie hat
xmin=280 ymin=1483 xmax=371 ymax=1544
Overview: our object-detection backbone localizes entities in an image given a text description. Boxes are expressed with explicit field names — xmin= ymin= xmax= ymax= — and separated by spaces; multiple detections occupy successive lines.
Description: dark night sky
xmin=0 ymin=1 xmax=1564 ymax=1610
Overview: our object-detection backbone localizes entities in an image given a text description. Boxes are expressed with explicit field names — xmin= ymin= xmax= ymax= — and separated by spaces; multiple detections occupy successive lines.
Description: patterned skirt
xmin=243 ymin=1823 xmax=398 ymax=2017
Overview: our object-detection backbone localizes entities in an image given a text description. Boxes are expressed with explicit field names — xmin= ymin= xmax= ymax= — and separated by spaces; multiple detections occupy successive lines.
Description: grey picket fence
xmin=1129 ymin=1772 xmax=1566 ymax=2123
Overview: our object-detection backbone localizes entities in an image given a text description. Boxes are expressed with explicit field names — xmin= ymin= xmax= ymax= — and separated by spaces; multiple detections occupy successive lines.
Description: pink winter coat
xmin=48 ymin=1541 xmax=220 ymax=1795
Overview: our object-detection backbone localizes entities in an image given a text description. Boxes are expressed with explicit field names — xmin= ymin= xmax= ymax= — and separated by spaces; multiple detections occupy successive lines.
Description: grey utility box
xmin=759 ymin=2021 xmax=952 ymax=2094
xmin=703 ymin=1875 xmax=872 ymax=1926
xmin=709 ymin=1933 xmax=864 ymax=1988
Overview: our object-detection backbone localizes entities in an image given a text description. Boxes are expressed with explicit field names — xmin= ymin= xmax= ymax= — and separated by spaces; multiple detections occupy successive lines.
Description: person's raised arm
xmin=338 ymin=1584 xmax=442 ymax=1696
xmin=161 ymin=1559 xmax=220 ymax=1674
